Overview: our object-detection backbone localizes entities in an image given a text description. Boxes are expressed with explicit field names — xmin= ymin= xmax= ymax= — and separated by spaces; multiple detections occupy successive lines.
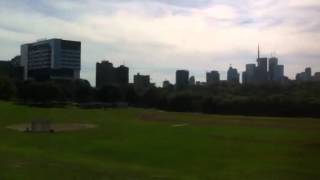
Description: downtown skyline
xmin=0 ymin=0 xmax=320 ymax=85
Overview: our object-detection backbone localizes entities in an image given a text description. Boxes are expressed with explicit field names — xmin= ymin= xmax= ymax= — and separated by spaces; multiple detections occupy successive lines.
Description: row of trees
xmin=1 ymin=76 xmax=320 ymax=117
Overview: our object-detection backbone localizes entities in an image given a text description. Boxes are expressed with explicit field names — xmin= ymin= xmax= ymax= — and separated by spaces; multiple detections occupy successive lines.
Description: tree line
xmin=1 ymin=76 xmax=320 ymax=117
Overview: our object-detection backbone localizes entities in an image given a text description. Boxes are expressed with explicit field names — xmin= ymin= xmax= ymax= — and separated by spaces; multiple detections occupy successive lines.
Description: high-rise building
xmin=227 ymin=66 xmax=240 ymax=83
xmin=243 ymin=46 xmax=285 ymax=84
xmin=269 ymin=57 xmax=278 ymax=81
xmin=255 ymin=45 xmax=269 ymax=83
xmin=206 ymin=71 xmax=220 ymax=85
xmin=242 ymin=72 xmax=247 ymax=84
xmin=268 ymin=57 xmax=285 ymax=82
xmin=21 ymin=38 xmax=81 ymax=81
xmin=134 ymin=73 xmax=150 ymax=90
xmin=256 ymin=57 xmax=268 ymax=82
xmin=116 ymin=65 xmax=129 ymax=85
xmin=176 ymin=70 xmax=189 ymax=90
xmin=96 ymin=61 xmax=129 ymax=88
xmin=274 ymin=65 xmax=284 ymax=82
xmin=296 ymin=67 xmax=312 ymax=81
xmin=296 ymin=72 xmax=306 ymax=81
xmin=189 ymin=76 xmax=195 ymax=86
xmin=305 ymin=67 xmax=312 ymax=80
xmin=96 ymin=61 xmax=114 ymax=87
xmin=243 ymin=64 xmax=256 ymax=84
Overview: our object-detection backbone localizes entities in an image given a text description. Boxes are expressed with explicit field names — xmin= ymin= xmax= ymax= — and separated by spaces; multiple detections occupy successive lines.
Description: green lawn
xmin=0 ymin=101 xmax=320 ymax=180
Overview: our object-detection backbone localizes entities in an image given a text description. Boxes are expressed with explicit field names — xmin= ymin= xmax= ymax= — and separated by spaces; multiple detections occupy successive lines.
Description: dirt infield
xmin=7 ymin=123 xmax=97 ymax=132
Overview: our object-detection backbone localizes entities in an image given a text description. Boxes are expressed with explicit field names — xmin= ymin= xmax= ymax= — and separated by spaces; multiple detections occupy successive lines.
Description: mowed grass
xmin=0 ymin=101 xmax=320 ymax=180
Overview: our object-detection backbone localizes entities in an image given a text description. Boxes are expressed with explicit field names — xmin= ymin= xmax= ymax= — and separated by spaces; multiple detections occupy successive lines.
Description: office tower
xmin=227 ymin=66 xmax=240 ymax=83
xmin=189 ymin=76 xmax=195 ymax=86
xmin=116 ymin=65 xmax=129 ymax=85
xmin=296 ymin=72 xmax=306 ymax=81
xmin=243 ymin=46 xmax=285 ymax=84
xmin=96 ymin=61 xmax=129 ymax=88
xmin=296 ymin=67 xmax=312 ymax=81
xmin=242 ymin=72 xmax=248 ymax=84
xmin=305 ymin=67 xmax=312 ymax=80
xmin=268 ymin=57 xmax=285 ymax=82
xmin=274 ymin=65 xmax=284 ymax=81
xmin=21 ymin=38 xmax=81 ymax=81
xmin=176 ymin=70 xmax=189 ymax=90
xmin=134 ymin=73 xmax=150 ymax=90
xmin=206 ymin=71 xmax=220 ymax=85
xmin=254 ymin=45 xmax=268 ymax=83
xmin=269 ymin=57 xmax=278 ymax=81
xmin=244 ymin=64 xmax=256 ymax=84
xmin=256 ymin=57 xmax=268 ymax=82
xmin=96 ymin=61 xmax=115 ymax=88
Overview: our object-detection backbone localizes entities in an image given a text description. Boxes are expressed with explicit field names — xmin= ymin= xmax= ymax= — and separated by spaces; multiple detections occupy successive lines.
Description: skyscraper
xmin=243 ymin=46 xmax=286 ymax=84
xmin=134 ymin=73 xmax=150 ymax=90
xmin=305 ymin=67 xmax=312 ymax=80
xmin=96 ymin=61 xmax=129 ymax=88
xmin=116 ymin=65 xmax=129 ymax=85
xmin=243 ymin=64 xmax=256 ymax=84
xmin=176 ymin=70 xmax=189 ymax=90
xmin=256 ymin=57 xmax=268 ymax=82
xmin=21 ymin=38 xmax=81 ymax=81
xmin=206 ymin=71 xmax=220 ymax=85
xmin=296 ymin=67 xmax=312 ymax=81
xmin=227 ymin=66 xmax=240 ymax=83
xmin=255 ymin=46 xmax=269 ymax=83
xmin=274 ymin=65 xmax=284 ymax=82
xmin=269 ymin=57 xmax=278 ymax=81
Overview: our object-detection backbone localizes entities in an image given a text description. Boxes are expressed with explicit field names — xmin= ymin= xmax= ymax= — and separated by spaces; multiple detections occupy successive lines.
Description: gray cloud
xmin=0 ymin=0 xmax=320 ymax=86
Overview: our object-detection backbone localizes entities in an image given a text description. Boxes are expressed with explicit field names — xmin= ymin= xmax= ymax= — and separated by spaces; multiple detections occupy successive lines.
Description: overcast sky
xmin=0 ymin=0 xmax=319 ymax=86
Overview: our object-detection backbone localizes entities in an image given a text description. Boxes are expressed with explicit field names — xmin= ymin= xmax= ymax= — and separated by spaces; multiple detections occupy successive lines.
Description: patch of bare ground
xmin=139 ymin=112 xmax=320 ymax=131
xmin=6 ymin=123 xmax=97 ymax=132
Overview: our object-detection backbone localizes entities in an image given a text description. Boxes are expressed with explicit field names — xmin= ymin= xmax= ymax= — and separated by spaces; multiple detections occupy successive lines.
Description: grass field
xmin=1 ymin=101 xmax=320 ymax=180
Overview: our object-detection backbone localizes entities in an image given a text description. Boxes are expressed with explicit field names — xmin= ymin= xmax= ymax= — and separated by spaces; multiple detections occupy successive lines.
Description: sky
xmin=0 ymin=0 xmax=319 ymax=86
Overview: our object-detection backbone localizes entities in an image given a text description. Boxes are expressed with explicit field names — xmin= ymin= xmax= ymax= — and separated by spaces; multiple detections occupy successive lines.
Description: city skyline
xmin=0 ymin=0 xmax=320 ymax=85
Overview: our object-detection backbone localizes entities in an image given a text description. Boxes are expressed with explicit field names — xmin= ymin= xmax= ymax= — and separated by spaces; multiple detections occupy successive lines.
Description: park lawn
xmin=0 ymin=101 xmax=320 ymax=180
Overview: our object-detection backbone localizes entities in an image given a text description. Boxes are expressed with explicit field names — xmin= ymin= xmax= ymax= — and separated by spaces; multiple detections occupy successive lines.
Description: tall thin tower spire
xmin=258 ymin=44 xmax=260 ymax=59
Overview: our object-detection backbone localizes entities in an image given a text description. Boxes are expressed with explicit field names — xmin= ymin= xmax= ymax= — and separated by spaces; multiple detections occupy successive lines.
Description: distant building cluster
xmin=295 ymin=67 xmax=319 ymax=82
xmin=242 ymin=47 xmax=285 ymax=84
xmin=96 ymin=61 xmax=129 ymax=88
xmin=1 ymin=39 xmax=320 ymax=90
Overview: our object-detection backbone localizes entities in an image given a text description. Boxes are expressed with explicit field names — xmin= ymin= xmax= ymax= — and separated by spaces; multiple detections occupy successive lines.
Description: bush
xmin=0 ymin=76 xmax=16 ymax=100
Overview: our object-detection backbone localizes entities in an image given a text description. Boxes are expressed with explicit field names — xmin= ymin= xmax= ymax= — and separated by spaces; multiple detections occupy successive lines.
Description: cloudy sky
xmin=0 ymin=0 xmax=319 ymax=86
